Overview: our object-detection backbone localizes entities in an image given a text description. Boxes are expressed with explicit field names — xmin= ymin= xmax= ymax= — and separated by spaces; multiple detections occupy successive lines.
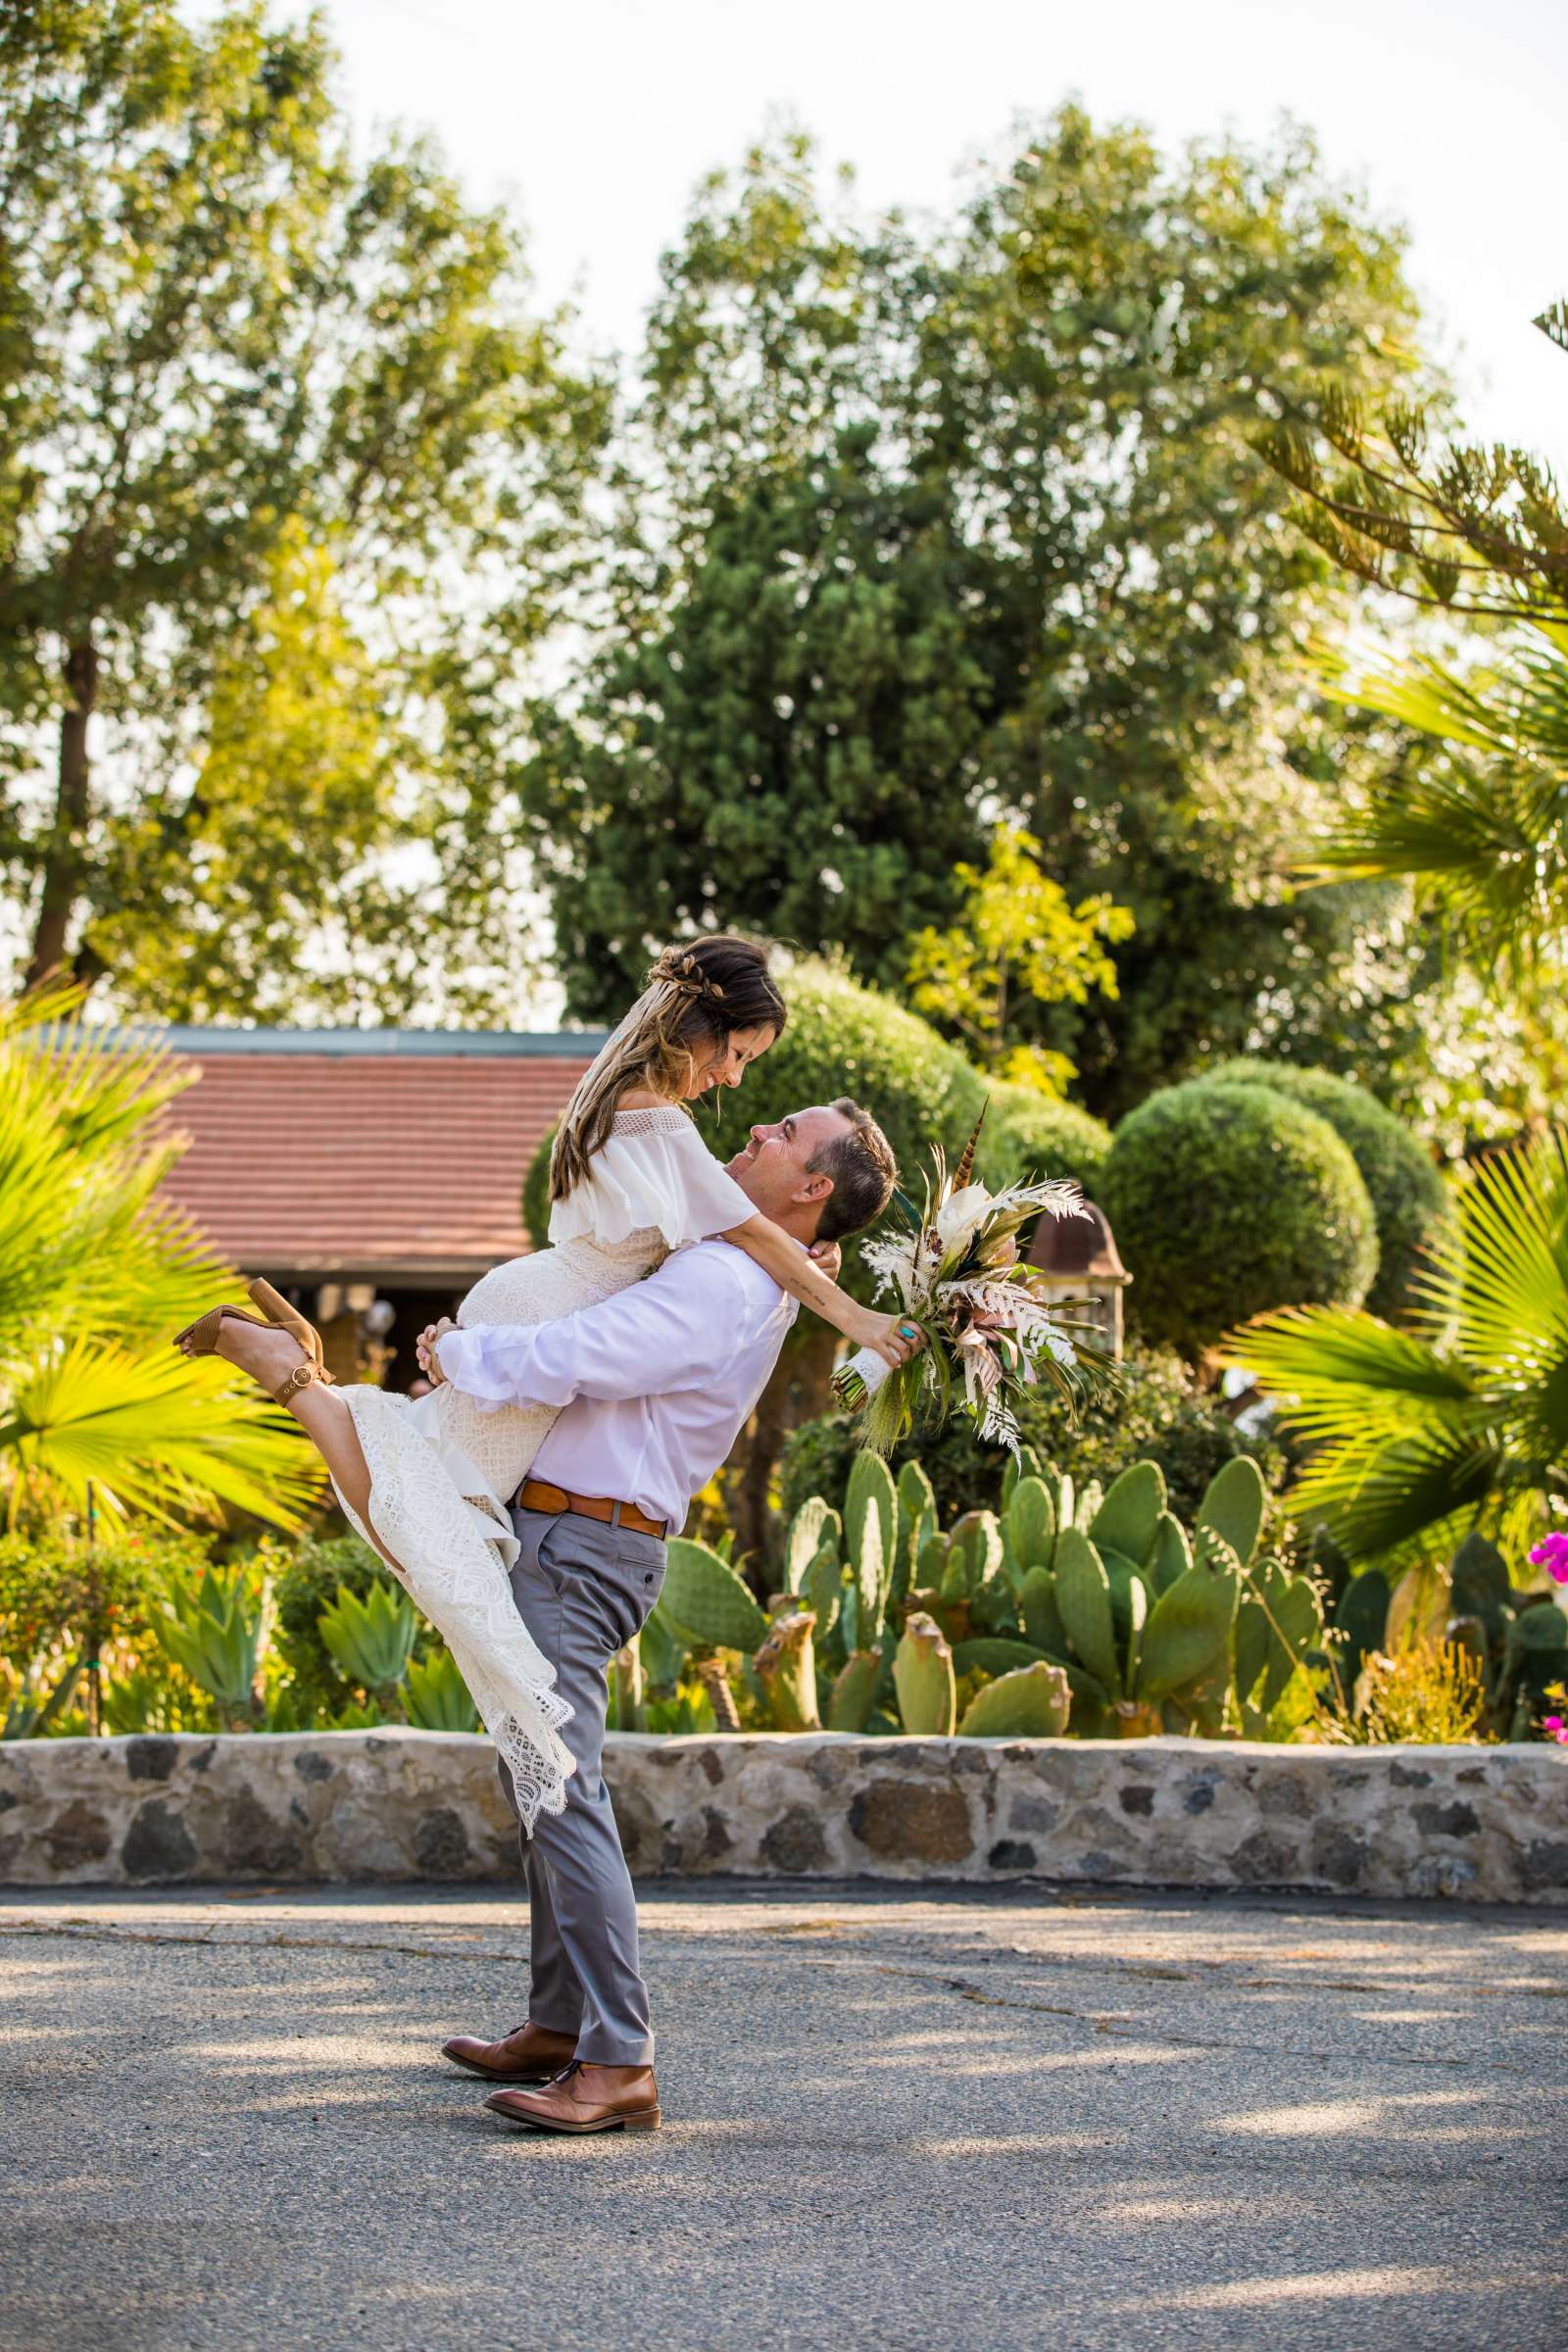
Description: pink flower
xmin=1528 ymin=1532 xmax=1568 ymax=1586
xmin=1543 ymin=1716 xmax=1568 ymax=1746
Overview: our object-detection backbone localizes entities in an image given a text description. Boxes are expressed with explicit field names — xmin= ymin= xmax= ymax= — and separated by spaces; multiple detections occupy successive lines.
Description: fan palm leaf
xmin=1302 ymin=625 xmax=1568 ymax=966
xmin=0 ymin=1339 xmax=319 ymax=1528
xmin=0 ymin=989 xmax=321 ymax=1530
xmin=1226 ymin=1130 xmax=1568 ymax=1559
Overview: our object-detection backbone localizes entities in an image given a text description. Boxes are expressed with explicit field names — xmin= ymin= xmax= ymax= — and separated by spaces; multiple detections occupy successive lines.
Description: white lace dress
xmin=331 ymin=1106 xmax=755 ymax=1830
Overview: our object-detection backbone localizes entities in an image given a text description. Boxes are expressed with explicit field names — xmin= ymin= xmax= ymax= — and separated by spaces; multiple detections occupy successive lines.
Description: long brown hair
xmin=548 ymin=936 xmax=787 ymax=1204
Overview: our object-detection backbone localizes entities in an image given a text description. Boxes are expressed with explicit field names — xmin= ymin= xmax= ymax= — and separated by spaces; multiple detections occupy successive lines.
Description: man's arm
xmin=430 ymin=1249 xmax=766 ymax=1412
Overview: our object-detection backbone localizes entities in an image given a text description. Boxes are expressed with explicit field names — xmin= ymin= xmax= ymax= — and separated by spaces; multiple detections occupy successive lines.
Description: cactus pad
xmin=662 ymin=1539 xmax=768 ymax=1652
xmin=1090 ymin=1462 xmax=1166 ymax=1564
xmin=1053 ymin=1529 xmax=1120 ymax=1695
xmin=958 ymin=1659 xmax=1071 ymax=1739
xmin=1194 ymin=1456 xmax=1266 ymax=1567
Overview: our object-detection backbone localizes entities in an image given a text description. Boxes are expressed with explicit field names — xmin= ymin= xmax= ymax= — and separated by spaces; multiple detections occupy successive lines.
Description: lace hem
xmin=336 ymin=1387 xmax=573 ymax=1833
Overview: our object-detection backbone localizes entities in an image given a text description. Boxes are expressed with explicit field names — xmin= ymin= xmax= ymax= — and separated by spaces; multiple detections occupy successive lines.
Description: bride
xmin=176 ymin=937 xmax=918 ymax=1826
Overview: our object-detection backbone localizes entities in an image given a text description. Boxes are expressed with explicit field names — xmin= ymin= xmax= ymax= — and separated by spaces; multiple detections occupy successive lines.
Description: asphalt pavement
xmin=2 ymin=1878 xmax=1565 ymax=2350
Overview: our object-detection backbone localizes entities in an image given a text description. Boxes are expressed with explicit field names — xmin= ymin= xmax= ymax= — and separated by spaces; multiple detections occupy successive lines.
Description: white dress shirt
xmin=434 ymin=1241 xmax=800 ymax=1530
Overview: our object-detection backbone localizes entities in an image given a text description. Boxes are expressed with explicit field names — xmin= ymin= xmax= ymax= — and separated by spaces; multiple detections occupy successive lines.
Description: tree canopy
xmin=0 ymin=0 xmax=606 ymax=1015
xmin=525 ymin=113 xmax=1437 ymax=1115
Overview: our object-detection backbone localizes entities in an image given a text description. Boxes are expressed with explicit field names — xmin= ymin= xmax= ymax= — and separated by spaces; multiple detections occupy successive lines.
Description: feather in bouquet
xmin=831 ymin=1103 xmax=1104 ymax=1453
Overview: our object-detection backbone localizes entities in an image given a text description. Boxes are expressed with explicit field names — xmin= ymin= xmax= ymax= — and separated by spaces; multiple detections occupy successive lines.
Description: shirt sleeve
xmin=435 ymin=1249 xmax=763 ymax=1412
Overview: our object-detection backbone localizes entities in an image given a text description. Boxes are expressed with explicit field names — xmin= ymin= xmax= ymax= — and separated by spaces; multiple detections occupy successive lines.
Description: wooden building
xmin=155 ymin=1026 xmax=608 ymax=1389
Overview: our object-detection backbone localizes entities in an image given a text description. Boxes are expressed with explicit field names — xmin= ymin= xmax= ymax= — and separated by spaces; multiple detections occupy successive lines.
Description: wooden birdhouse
xmin=1026 ymin=1199 xmax=1131 ymax=1360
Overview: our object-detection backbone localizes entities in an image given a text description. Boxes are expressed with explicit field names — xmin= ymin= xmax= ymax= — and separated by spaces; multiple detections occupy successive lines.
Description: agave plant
xmin=0 ymin=984 xmax=321 ymax=1529
xmin=1228 ymin=1129 xmax=1568 ymax=1561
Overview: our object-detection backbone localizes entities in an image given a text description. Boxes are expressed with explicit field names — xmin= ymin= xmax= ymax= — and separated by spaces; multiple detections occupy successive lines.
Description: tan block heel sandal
xmin=173 ymin=1279 xmax=334 ymax=1406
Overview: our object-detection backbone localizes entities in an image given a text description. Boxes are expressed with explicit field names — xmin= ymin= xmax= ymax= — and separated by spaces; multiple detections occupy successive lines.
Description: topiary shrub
xmin=522 ymin=1122 xmax=554 ymax=1250
xmin=1102 ymin=1078 xmax=1377 ymax=1356
xmin=982 ymin=1081 xmax=1113 ymax=1201
xmin=1203 ymin=1059 xmax=1449 ymax=1321
xmin=779 ymin=1348 xmax=1287 ymax=1533
xmin=522 ymin=958 xmax=994 ymax=1293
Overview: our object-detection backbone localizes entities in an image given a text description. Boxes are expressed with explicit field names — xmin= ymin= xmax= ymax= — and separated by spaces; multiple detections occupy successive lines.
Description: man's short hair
xmin=808 ymin=1098 xmax=898 ymax=1243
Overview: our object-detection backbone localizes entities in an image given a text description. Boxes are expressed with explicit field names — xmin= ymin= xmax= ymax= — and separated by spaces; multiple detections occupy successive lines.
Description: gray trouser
xmin=498 ymin=1503 xmax=666 ymax=2066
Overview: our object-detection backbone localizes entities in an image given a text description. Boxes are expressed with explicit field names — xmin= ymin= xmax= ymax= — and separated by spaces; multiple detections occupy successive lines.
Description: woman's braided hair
xmin=548 ymin=935 xmax=788 ymax=1205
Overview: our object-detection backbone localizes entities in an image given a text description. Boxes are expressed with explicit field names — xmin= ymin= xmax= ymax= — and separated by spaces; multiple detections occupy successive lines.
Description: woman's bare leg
xmin=185 ymin=1321 xmax=399 ymax=1566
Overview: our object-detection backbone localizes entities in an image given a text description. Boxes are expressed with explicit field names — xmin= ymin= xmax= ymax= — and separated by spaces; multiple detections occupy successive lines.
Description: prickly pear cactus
xmin=1194 ymin=1457 xmax=1266 ymax=1569
xmin=1148 ymin=1513 xmax=1191 ymax=1596
xmin=1090 ymin=1461 xmax=1165 ymax=1565
xmin=1327 ymin=1570 xmax=1388 ymax=1701
xmin=662 ymin=1538 xmax=768 ymax=1652
xmin=947 ymin=1510 xmax=1004 ymax=1594
xmin=1137 ymin=1549 xmax=1239 ymax=1701
xmin=826 ymin=1649 xmax=882 ymax=1732
xmin=785 ymin=1497 xmax=841 ymax=1596
xmin=894 ymin=1611 xmax=957 ymax=1736
xmin=958 ymin=1659 xmax=1071 ymax=1739
xmin=754 ymin=1610 xmax=820 ymax=1730
xmin=1004 ymin=1477 xmax=1056 ymax=1578
xmin=893 ymin=1460 xmax=937 ymax=1615
xmin=1233 ymin=1556 xmax=1324 ymax=1720
xmin=804 ymin=1539 xmax=844 ymax=1651
xmin=1001 ymin=1445 xmax=1047 ymax=1508
xmin=1053 ymin=1529 xmax=1120 ymax=1695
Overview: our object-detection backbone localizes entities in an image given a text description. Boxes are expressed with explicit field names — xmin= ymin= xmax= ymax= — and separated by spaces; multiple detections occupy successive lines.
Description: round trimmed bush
xmin=1102 ymin=1078 xmax=1378 ymax=1355
xmin=524 ymin=958 xmax=993 ymax=1297
xmin=1203 ymin=1059 xmax=1449 ymax=1321
xmin=981 ymin=1082 xmax=1113 ymax=1201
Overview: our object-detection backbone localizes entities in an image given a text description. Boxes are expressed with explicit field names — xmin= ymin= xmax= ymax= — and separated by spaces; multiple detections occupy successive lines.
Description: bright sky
xmin=310 ymin=0 xmax=1568 ymax=472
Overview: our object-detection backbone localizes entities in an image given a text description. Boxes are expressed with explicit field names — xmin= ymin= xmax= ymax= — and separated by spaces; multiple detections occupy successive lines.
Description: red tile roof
xmin=155 ymin=1031 xmax=605 ymax=1283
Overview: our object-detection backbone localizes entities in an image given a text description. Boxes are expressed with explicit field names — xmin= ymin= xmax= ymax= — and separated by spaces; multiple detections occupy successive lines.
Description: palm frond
xmin=0 ymin=1338 xmax=324 ymax=1530
xmin=1304 ymin=628 xmax=1568 ymax=963
xmin=1420 ymin=1132 xmax=1568 ymax=1458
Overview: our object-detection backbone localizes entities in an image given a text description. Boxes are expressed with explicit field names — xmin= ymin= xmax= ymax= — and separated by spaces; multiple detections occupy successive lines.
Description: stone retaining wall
xmin=1 ymin=1731 xmax=1565 ymax=1901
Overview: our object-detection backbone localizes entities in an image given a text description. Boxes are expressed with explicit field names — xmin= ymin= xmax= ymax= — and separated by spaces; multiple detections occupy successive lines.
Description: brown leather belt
xmin=517 ymin=1477 xmax=667 ymax=1541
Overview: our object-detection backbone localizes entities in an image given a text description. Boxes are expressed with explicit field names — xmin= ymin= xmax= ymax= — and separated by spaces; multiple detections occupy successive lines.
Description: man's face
xmin=726 ymin=1103 xmax=850 ymax=1225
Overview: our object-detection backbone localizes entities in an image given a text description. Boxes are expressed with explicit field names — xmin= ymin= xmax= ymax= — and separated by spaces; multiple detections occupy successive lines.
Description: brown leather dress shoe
xmin=441 ymin=2021 xmax=578 ymax=2083
xmin=484 ymin=2060 xmax=661 ymax=2134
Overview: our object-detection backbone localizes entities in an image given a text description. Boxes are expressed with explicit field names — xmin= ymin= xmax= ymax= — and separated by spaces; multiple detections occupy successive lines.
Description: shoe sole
xmin=485 ymin=2105 xmax=662 ymax=2134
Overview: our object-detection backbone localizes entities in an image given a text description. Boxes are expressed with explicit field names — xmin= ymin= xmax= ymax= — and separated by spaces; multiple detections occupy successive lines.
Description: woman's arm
xmin=722 ymin=1214 xmax=921 ymax=1369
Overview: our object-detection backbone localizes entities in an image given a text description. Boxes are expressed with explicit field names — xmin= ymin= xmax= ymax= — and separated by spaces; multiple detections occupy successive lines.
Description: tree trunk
xmin=727 ymin=1322 xmax=840 ymax=1580
xmin=25 ymin=635 xmax=99 ymax=991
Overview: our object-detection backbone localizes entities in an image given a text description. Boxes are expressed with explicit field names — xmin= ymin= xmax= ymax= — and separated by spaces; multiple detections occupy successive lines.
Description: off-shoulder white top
xmin=546 ymin=1104 xmax=757 ymax=1252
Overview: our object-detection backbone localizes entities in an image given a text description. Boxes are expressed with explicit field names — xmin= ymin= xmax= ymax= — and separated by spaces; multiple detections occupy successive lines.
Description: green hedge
xmin=1202 ymin=1059 xmax=1448 ymax=1321
xmin=980 ymin=1082 xmax=1113 ymax=1200
xmin=1102 ymin=1078 xmax=1377 ymax=1356
xmin=779 ymin=1348 xmax=1286 ymax=1533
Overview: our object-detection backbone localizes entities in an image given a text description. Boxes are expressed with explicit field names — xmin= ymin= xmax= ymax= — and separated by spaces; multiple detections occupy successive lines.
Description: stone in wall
xmin=0 ymin=1731 xmax=1563 ymax=1903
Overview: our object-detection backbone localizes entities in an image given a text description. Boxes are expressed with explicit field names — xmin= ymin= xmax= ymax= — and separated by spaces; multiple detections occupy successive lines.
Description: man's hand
xmin=416 ymin=1317 xmax=458 ymax=1386
xmin=807 ymin=1238 xmax=843 ymax=1281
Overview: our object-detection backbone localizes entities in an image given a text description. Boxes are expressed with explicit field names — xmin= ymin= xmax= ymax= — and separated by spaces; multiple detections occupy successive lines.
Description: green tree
xmin=0 ymin=983 xmax=321 ymax=1527
xmin=528 ymin=114 xmax=1432 ymax=1117
xmin=0 ymin=1 xmax=605 ymax=1014
xmin=905 ymin=825 xmax=1132 ymax=1094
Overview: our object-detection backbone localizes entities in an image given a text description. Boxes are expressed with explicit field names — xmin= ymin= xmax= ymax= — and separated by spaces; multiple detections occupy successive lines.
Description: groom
xmin=419 ymin=1098 xmax=903 ymax=2134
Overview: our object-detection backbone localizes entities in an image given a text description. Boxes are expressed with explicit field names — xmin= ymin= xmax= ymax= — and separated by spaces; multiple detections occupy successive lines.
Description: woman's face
xmin=685 ymin=1022 xmax=778 ymax=1100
